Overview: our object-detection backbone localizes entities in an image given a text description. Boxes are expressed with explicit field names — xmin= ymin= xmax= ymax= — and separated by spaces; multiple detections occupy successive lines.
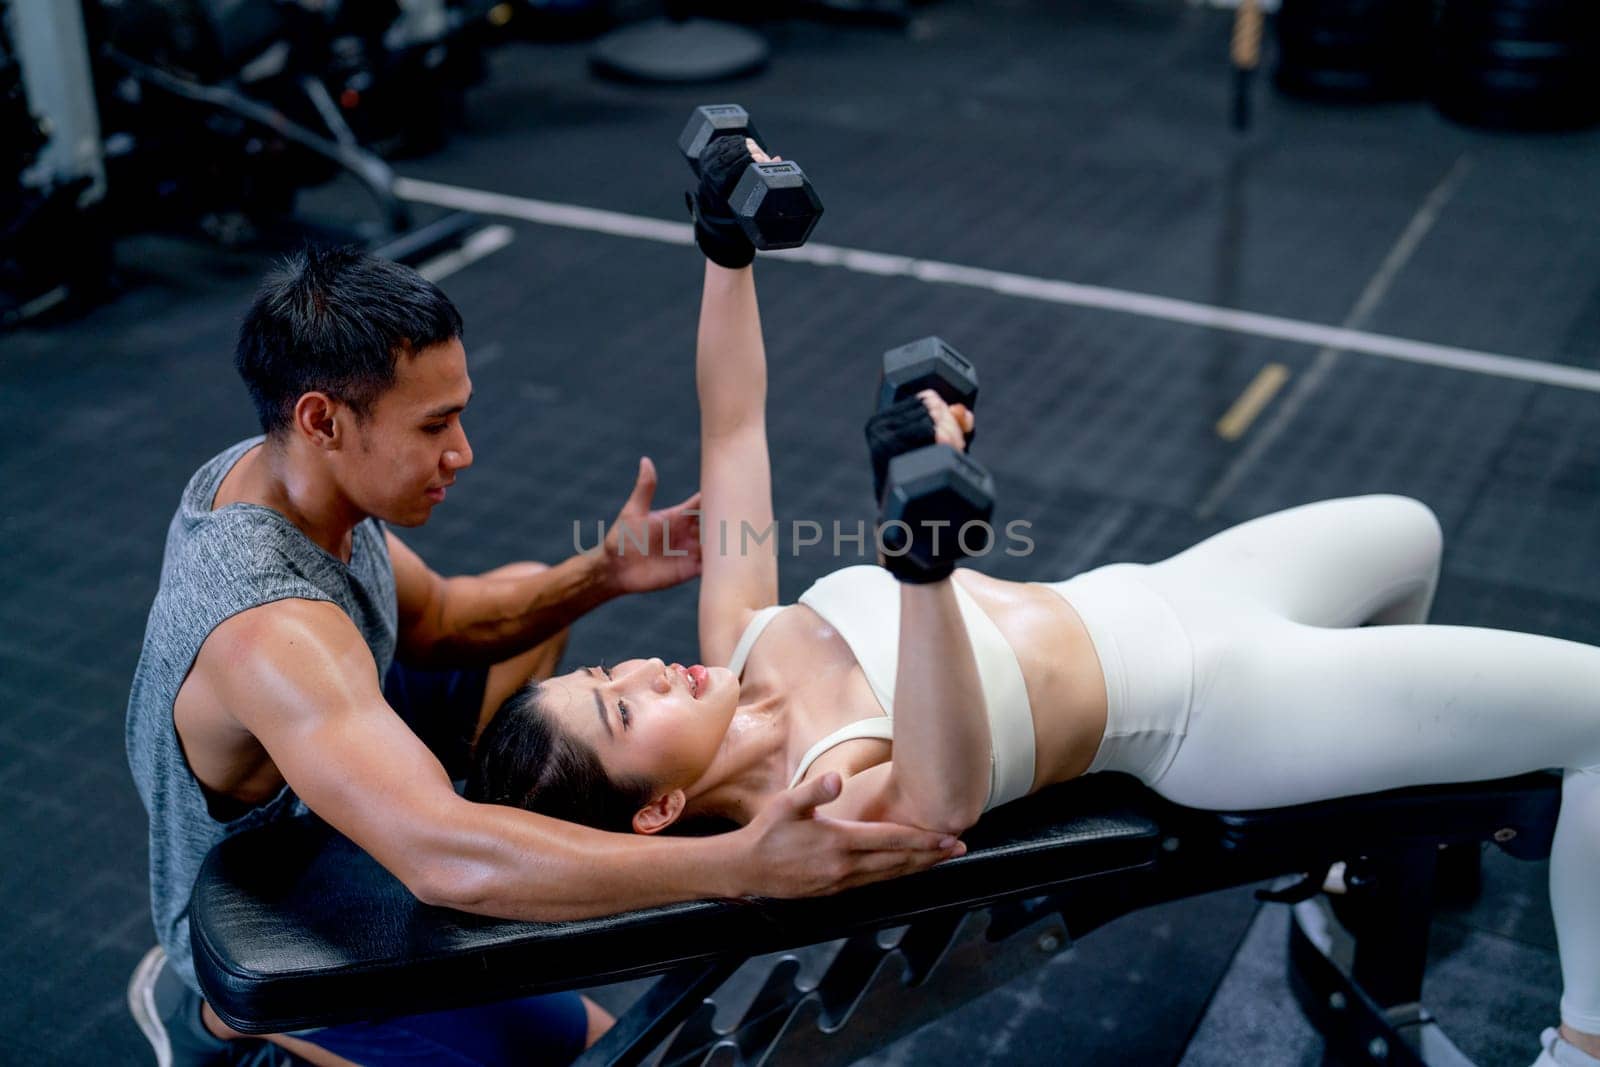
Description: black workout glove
xmin=866 ymin=396 xmax=938 ymax=504
xmin=686 ymin=135 xmax=757 ymax=269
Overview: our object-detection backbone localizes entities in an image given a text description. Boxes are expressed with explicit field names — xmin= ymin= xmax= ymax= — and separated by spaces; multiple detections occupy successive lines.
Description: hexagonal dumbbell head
xmin=878 ymin=337 xmax=979 ymax=414
xmin=729 ymin=161 xmax=825 ymax=250
xmin=678 ymin=104 xmax=766 ymax=169
xmin=879 ymin=446 xmax=997 ymax=570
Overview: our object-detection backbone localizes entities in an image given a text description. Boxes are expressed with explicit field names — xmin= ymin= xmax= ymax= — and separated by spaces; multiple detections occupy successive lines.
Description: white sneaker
xmin=128 ymin=946 xmax=174 ymax=1067
xmin=127 ymin=945 xmax=245 ymax=1067
xmin=1534 ymin=1027 xmax=1600 ymax=1067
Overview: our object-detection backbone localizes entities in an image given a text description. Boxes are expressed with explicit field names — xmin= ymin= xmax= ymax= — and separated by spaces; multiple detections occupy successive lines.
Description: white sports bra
xmin=725 ymin=566 xmax=1036 ymax=812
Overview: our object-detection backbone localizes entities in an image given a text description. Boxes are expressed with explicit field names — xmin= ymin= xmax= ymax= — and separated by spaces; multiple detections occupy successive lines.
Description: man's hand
xmin=599 ymin=456 xmax=704 ymax=595
xmin=731 ymin=772 xmax=966 ymax=898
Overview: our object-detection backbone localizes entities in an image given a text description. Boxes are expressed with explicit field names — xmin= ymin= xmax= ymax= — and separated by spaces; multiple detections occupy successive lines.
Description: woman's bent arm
xmin=880 ymin=580 xmax=994 ymax=833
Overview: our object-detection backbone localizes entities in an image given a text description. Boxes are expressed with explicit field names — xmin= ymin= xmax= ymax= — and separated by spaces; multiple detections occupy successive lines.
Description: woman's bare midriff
xmin=950 ymin=570 xmax=1109 ymax=792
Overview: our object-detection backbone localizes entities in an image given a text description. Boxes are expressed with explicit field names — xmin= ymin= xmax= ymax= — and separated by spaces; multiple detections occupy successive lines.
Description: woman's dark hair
xmin=234 ymin=245 xmax=465 ymax=436
xmin=466 ymin=682 xmax=656 ymax=833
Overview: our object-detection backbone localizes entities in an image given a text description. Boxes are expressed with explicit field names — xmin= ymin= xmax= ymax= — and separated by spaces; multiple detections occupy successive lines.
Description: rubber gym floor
xmin=4 ymin=1 xmax=1600 ymax=1063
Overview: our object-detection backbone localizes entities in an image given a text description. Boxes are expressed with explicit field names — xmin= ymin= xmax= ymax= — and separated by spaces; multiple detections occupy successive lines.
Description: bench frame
xmin=191 ymin=772 xmax=1561 ymax=1065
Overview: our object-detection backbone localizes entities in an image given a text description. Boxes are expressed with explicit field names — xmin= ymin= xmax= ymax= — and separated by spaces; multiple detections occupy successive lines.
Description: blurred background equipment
xmin=587 ymin=0 xmax=924 ymax=85
xmin=1430 ymin=0 xmax=1600 ymax=131
xmin=1272 ymin=0 xmax=1432 ymax=103
xmin=505 ymin=0 xmax=607 ymax=39
xmin=1230 ymin=0 xmax=1264 ymax=129
xmin=90 ymin=0 xmax=399 ymax=242
xmin=589 ymin=2 xmax=769 ymax=84
xmin=314 ymin=0 xmax=497 ymax=158
xmin=88 ymin=0 xmax=506 ymax=243
xmin=2 ymin=0 xmax=114 ymax=326
xmin=0 ymin=0 xmax=509 ymax=328
xmin=1263 ymin=0 xmax=1600 ymax=131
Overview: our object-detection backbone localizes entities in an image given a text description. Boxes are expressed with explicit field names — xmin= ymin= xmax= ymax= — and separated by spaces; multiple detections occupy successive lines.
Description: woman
xmin=469 ymin=142 xmax=1600 ymax=1067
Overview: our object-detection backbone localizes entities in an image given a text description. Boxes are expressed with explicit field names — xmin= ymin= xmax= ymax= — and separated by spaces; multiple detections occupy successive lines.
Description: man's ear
xmin=293 ymin=392 xmax=342 ymax=449
xmin=632 ymin=790 xmax=686 ymax=835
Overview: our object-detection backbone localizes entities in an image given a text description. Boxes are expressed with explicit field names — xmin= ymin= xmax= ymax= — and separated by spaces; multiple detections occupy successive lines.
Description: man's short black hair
xmin=235 ymin=246 xmax=465 ymax=436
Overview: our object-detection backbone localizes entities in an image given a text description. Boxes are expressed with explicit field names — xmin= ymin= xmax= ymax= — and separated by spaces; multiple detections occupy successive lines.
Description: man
xmin=125 ymin=247 xmax=963 ymax=1067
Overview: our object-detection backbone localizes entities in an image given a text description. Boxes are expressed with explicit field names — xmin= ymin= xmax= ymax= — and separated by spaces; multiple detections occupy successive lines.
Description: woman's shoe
xmin=1533 ymin=1027 xmax=1600 ymax=1067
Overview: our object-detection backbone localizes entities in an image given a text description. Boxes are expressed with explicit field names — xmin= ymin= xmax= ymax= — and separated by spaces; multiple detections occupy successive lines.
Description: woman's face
xmin=540 ymin=658 xmax=740 ymax=791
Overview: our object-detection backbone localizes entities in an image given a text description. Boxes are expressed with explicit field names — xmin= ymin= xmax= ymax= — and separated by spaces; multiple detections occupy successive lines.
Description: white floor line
xmin=394 ymin=176 xmax=1600 ymax=395
xmin=415 ymin=224 xmax=516 ymax=283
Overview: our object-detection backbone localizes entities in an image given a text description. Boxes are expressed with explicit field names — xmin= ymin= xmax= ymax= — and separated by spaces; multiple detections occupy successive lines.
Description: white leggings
xmin=1048 ymin=495 xmax=1600 ymax=1032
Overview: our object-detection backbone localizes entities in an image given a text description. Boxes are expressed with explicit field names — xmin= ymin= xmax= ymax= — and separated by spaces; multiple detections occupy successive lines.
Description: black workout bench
xmin=191 ymin=771 xmax=1560 ymax=1067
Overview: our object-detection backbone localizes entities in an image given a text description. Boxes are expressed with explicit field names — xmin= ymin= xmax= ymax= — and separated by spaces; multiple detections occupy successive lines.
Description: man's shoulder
xmin=213 ymin=595 xmax=357 ymax=637
xmin=160 ymin=510 xmax=327 ymax=620
xmin=176 ymin=483 xmax=387 ymax=574
xmin=195 ymin=599 xmax=369 ymax=686
xmin=166 ymin=437 xmax=289 ymax=568
xmin=181 ymin=503 xmax=294 ymax=554
xmin=176 ymin=436 xmax=264 ymax=515
xmin=151 ymin=508 xmax=353 ymax=666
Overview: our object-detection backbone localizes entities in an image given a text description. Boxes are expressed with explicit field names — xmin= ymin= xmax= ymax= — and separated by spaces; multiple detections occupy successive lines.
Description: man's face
xmin=339 ymin=338 xmax=474 ymax=527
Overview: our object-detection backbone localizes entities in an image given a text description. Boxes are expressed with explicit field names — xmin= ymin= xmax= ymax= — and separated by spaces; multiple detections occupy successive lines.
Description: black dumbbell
xmin=877 ymin=336 xmax=978 ymax=445
xmin=878 ymin=445 xmax=997 ymax=583
xmin=866 ymin=336 xmax=979 ymax=505
xmin=678 ymin=104 xmax=824 ymax=250
xmin=877 ymin=336 xmax=978 ymax=412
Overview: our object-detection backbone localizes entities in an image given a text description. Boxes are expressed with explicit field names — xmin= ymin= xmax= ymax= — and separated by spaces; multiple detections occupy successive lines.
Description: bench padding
xmin=193 ymin=775 xmax=1161 ymax=1033
xmin=191 ymin=771 xmax=1560 ymax=1035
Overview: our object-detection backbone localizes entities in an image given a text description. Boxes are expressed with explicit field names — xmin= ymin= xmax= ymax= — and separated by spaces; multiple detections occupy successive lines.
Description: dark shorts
xmin=291 ymin=660 xmax=590 ymax=1065
xmin=294 ymin=992 xmax=590 ymax=1066
xmin=381 ymin=658 xmax=490 ymax=781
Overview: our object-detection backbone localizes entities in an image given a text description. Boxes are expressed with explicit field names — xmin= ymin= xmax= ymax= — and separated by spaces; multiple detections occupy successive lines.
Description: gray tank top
xmin=125 ymin=437 xmax=397 ymax=992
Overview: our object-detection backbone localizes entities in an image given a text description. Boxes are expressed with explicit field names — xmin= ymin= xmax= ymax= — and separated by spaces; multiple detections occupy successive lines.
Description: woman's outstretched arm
xmin=696 ymin=256 xmax=779 ymax=665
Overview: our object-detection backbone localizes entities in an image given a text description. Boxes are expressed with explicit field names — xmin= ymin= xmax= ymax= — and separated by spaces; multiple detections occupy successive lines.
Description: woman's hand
xmin=729 ymin=773 xmax=965 ymax=897
xmin=917 ymin=390 xmax=975 ymax=451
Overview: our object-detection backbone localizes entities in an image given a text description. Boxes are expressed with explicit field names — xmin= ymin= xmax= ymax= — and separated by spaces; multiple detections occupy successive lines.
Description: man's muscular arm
xmin=389 ymin=532 xmax=610 ymax=668
xmin=387 ymin=459 xmax=703 ymax=668
xmin=202 ymin=599 xmax=958 ymax=916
